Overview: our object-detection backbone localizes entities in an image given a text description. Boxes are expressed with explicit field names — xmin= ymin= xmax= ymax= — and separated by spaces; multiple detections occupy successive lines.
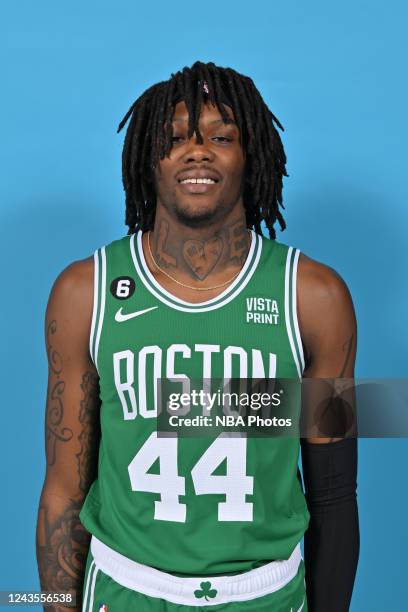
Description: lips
xmin=179 ymin=178 xmax=216 ymax=185
xmin=178 ymin=181 xmax=218 ymax=194
xmin=176 ymin=168 xmax=221 ymax=194
xmin=176 ymin=168 xmax=221 ymax=183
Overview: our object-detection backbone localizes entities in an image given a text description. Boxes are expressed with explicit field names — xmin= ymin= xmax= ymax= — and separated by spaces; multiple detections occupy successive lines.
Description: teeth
xmin=180 ymin=178 xmax=216 ymax=184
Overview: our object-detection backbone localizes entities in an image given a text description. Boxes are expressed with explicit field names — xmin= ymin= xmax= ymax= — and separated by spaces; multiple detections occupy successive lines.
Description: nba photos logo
xmin=98 ymin=604 xmax=108 ymax=612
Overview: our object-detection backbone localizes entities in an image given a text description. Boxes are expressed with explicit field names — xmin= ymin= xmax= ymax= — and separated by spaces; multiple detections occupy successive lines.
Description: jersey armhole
xmin=89 ymin=247 xmax=106 ymax=373
xmin=284 ymin=247 xmax=306 ymax=378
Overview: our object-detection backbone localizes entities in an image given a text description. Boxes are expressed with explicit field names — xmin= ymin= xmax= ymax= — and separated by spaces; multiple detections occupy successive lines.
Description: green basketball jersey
xmin=79 ymin=230 xmax=310 ymax=576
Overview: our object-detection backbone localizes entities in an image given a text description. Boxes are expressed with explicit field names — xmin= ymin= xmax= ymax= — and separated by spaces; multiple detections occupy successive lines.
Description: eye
xmin=212 ymin=136 xmax=232 ymax=143
xmin=171 ymin=136 xmax=185 ymax=143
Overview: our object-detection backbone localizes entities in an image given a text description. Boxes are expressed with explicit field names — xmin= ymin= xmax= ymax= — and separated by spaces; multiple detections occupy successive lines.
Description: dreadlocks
xmin=117 ymin=61 xmax=288 ymax=239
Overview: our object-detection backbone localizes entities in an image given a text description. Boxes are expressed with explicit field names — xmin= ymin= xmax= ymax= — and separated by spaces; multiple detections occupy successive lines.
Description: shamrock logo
xmin=194 ymin=581 xmax=218 ymax=601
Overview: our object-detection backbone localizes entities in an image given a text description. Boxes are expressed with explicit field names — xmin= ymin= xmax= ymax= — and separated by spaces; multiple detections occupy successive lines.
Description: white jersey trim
xmin=91 ymin=535 xmax=302 ymax=606
xmin=87 ymin=564 xmax=98 ymax=612
xmin=94 ymin=246 xmax=106 ymax=373
xmin=83 ymin=560 xmax=96 ymax=611
xmin=284 ymin=247 xmax=303 ymax=379
xmin=291 ymin=249 xmax=305 ymax=373
xmin=89 ymin=250 xmax=99 ymax=366
xmin=294 ymin=596 xmax=306 ymax=611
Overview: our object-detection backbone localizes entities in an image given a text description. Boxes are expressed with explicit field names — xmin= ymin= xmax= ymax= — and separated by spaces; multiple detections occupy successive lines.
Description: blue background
xmin=1 ymin=1 xmax=407 ymax=609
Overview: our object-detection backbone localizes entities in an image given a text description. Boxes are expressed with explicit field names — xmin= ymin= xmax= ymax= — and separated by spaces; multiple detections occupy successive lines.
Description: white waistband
xmin=90 ymin=536 xmax=302 ymax=606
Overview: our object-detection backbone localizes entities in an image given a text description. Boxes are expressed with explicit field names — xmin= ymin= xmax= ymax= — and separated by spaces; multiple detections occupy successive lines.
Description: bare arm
xmin=297 ymin=254 xmax=359 ymax=611
xmin=298 ymin=254 xmax=357 ymax=441
xmin=36 ymin=257 xmax=100 ymax=611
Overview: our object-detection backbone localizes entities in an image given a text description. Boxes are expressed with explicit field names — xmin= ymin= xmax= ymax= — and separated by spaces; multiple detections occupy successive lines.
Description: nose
xmin=182 ymin=133 xmax=215 ymax=163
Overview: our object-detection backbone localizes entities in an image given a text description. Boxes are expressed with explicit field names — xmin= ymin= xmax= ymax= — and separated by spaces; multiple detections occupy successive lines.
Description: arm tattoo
xmin=76 ymin=371 xmax=101 ymax=493
xmin=40 ymin=328 xmax=100 ymax=608
xmin=47 ymin=320 xmax=63 ymax=376
xmin=45 ymin=321 xmax=73 ymax=466
xmin=37 ymin=498 xmax=90 ymax=611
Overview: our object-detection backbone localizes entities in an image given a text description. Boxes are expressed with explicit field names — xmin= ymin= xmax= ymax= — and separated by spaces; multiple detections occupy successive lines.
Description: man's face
xmin=153 ymin=99 xmax=246 ymax=227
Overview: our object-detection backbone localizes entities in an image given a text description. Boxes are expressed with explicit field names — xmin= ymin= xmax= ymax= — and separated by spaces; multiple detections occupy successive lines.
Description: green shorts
xmin=82 ymin=537 xmax=307 ymax=611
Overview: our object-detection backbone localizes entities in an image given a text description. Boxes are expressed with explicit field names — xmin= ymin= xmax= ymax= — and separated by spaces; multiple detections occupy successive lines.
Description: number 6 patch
xmin=110 ymin=276 xmax=136 ymax=300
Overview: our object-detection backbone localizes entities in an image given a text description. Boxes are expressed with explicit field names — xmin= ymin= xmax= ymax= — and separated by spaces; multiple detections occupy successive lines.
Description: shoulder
xmin=266 ymin=239 xmax=355 ymax=329
xmin=47 ymin=234 xmax=131 ymax=308
xmin=296 ymin=252 xmax=357 ymax=365
xmin=297 ymin=252 xmax=353 ymax=305
xmin=46 ymin=256 xmax=95 ymax=343
xmin=49 ymin=256 xmax=94 ymax=304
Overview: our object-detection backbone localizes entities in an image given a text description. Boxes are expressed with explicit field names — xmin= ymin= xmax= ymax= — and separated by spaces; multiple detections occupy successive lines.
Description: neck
xmin=147 ymin=209 xmax=251 ymax=284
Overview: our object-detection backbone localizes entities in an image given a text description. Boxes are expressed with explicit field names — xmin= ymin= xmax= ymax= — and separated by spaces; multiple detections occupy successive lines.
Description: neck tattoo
xmin=147 ymin=230 xmax=251 ymax=292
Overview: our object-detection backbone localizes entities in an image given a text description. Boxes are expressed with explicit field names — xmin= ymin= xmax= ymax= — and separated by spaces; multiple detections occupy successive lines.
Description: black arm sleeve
xmin=300 ymin=437 xmax=360 ymax=612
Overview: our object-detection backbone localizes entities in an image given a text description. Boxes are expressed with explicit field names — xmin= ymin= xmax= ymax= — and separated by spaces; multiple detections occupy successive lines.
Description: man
xmin=36 ymin=61 xmax=359 ymax=611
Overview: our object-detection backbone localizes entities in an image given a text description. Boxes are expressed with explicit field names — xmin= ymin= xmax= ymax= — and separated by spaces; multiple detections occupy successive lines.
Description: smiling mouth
xmin=178 ymin=176 xmax=219 ymax=196
xmin=178 ymin=178 xmax=218 ymax=185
